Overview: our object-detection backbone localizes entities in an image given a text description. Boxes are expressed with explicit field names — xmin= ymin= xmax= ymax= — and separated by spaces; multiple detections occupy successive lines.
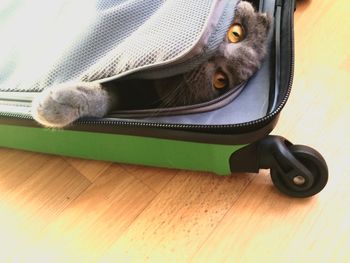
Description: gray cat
xmin=32 ymin=1 xmax=271 ymax=128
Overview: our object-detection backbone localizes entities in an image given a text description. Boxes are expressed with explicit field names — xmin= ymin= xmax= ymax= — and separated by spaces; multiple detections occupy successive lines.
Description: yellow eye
xmin=227 ymin=23 xmax=245 ymax=43
xmin=213 ymin=71 xmax=228 ymax=89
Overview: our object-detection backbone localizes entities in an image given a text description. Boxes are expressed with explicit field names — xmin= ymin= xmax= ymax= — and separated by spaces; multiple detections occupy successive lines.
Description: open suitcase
xmin=0 ymin=0 xmax=328 ymax=197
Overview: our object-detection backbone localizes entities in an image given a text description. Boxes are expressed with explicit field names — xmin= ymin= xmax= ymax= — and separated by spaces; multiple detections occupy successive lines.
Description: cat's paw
xmin=32 ymin=84 xmax=88 ymax=128
xmin=31 ymin=82 xmax=109 ymax=128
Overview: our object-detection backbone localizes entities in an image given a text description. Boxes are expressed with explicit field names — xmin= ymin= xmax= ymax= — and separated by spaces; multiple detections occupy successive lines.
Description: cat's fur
xmin=32 ymin=1 xmax=271 ymax=128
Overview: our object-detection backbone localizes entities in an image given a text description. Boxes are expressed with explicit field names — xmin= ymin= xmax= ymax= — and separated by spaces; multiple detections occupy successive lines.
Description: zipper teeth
xmin=0 ymin=87 xmax=43 ymax=92
xmin=0 ymin=4 xmax=295 ymax=132
xmin=0 ymin=111 xmax=33 ymax=119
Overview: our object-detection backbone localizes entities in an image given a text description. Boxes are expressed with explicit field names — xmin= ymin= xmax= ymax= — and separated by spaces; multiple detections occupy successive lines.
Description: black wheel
xmin=270 ymin=145 xmax=328 ymax=198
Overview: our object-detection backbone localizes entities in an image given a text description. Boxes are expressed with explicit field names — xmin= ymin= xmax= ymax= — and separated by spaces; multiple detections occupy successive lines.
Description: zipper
xmin=0 ymin=111 xmax=32 ymax=120
xmin=0 ymin=1 xmax=294 ymax=134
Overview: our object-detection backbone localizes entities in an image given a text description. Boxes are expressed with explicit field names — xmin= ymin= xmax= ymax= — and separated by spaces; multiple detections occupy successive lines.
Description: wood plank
xmin=100 ymin=171 xmax=253 ymax=262
xmin=120 ymin=164 xmax=178 ymax=193
xmin=192 ymin=171 xmax=350 ymax=263
xmin=65 ymin=157 xmax=111 ymax=182
xmin=8 ymin=164 xmax=156 ymax=262
xmin=0 ymin=149 xmax=55 ymax=195
xmin=0 ymin=156 xmax=91 ymax=262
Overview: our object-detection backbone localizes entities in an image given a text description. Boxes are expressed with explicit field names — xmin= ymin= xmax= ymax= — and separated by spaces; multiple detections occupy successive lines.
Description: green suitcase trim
xmin=0 ymin=124 xmax=246 ymax=175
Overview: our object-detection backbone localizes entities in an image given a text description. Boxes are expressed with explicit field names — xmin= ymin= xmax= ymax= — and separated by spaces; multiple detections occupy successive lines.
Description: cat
xmin=31 ymin=1 xmax=271 ymax=128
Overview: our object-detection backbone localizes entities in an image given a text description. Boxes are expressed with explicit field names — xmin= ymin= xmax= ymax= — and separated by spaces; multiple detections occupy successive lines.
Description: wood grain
xmin=65 ymin=157 xmax=111 ymax=183
xmin=0 ymin=155 xmax=91 ymax=262
xmin=101 ymin=171 xmax=253 ymax=262
xmin=0 ymin=0 xmax=349 ymax=262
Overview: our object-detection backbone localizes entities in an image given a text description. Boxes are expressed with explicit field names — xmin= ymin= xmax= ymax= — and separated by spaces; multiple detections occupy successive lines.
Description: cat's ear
xmin=235 ymin=1 xmax=255 ymax=16
xmin=257 ymin=13 xmax=272 ymax=33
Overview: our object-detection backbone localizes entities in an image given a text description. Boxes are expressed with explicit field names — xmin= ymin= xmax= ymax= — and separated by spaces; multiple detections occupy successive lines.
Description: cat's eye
xmin=213 ymin=71 xmax=228 ymax=89
xmin=227 ymin=23 xmax=245 ymax=43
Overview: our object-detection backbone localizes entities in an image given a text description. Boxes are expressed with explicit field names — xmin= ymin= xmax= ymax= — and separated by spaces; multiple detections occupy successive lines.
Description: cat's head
xmin=157 ymin=1 xmax=272 ymax=107
xmin=211 ymin=1 xmax=272 ymax=94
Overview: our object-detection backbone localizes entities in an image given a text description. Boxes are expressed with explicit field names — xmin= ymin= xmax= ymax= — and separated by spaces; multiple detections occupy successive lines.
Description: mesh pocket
xmin=0 ymin=0 xmax=238 ymax=92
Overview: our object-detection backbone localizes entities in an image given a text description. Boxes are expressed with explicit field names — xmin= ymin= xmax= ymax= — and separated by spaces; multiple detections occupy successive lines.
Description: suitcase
xmin=0 ymin=0 xmax=328 ymax=197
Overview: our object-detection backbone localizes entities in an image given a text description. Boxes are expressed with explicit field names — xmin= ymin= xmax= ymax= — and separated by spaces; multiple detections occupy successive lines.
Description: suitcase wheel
xmin=269 ymin=144 xmax=328 ymax=198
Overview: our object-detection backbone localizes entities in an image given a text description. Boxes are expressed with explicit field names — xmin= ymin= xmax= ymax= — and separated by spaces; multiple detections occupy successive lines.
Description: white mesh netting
xmin=0 ymin=0 xmax=236 ymax=92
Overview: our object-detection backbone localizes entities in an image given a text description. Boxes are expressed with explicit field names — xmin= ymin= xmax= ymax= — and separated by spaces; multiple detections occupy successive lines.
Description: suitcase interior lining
xmin=101 ymin=0 xmax=276 ymax=126
xmin=0 ymin=0 xmax=279 ymax=128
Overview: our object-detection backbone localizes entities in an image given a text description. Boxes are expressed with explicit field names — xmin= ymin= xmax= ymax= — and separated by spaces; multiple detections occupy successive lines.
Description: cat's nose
xmin=213 ymin=71 xmax=228 ymax=89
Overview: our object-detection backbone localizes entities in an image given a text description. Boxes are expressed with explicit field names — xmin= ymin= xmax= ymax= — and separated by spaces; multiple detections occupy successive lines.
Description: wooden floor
xmin=1 ymin=0 xmax=350 ymax=262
